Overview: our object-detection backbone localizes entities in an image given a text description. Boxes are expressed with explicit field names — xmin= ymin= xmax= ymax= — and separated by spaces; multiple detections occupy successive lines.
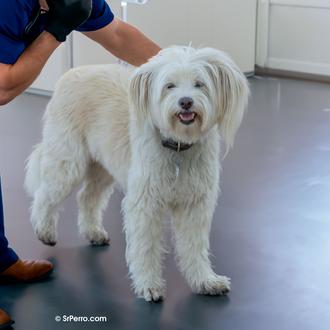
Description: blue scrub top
xmin=0 ymin=0 xmax=115 ymax=64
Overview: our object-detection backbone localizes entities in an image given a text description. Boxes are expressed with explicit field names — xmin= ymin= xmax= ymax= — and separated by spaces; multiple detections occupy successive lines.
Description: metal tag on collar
xmin=175 ymin=163 xmax=180 ymax=179
xmin=177 ymin=141 xmax=181 ymax=152
xmin=174 ymin=158 xmax=182 ymax=180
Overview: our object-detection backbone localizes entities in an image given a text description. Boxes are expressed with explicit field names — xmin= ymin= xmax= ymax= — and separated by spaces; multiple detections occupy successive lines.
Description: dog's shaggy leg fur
xmin=29 ymin=149 xmax=88 ymax=246
xmin=171 ymin=197 xmax=231 ymax=295
xmin=77 ymin=162 xmax=113 ymax=246
xmin=123 ymin=186 xmax=166 ymax=302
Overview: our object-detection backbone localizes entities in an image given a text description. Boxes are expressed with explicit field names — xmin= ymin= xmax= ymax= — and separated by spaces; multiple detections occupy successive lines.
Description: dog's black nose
xmin=179 ymin=97 xmax=194 ymax=110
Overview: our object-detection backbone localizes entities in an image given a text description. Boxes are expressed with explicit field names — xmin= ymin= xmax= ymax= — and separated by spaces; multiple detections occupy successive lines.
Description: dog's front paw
xmin=137 ymin=286 xmax=165 ymax=302
xmin=82 ymin=227 xmax=110 ymax=246
xmin=35 ymin=225 xmax=57 ymax=246
xmin=193 ymin=275 xmax=231 ymax=296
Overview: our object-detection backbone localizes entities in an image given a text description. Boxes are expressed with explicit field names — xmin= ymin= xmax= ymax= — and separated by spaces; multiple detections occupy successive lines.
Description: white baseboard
xmin=26 ymin=88 xmax=52 ymax=98
xmin=267 ymin=58 xmax=330 ymax=76
xmin=270 ymin=0 xmax=330 ymax=9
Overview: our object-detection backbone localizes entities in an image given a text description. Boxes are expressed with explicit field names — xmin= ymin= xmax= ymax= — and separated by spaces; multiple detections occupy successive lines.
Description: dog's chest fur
xmin=126 ymin=127 xmax=221 ymax=209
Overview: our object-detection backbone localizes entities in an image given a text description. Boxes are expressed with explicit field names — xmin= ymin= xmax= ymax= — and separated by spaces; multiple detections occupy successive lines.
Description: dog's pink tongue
xmin=179 ymin=112 xmax=195 ymax=121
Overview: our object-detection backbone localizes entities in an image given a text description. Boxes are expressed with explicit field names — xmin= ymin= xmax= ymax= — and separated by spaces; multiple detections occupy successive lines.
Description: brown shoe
xmin=0 ymin=259 xmax=53 ymax=283
xmin=0 ymin=309 xmax=14 ymax=329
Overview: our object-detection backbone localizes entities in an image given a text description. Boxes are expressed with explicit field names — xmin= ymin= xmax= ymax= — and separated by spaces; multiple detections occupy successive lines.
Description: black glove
xmin=45 ymin=0 xmax=92 ymax=42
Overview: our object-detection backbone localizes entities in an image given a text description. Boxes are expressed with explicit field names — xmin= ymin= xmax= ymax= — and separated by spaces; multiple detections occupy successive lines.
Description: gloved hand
xmin=45 ymin=0 xmax=92 ymax=42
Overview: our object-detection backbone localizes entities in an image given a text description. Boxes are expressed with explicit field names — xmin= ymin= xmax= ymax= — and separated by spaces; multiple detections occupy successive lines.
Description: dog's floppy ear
xmin=197 ymin=48 xmax=249 ymax=154
xmin=129 ymin=65 xmax=153 ymax=126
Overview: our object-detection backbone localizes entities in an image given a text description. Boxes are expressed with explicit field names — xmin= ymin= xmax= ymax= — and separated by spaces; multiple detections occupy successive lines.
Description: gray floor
xmin=1 ymin=76 xmax=330 ymax=330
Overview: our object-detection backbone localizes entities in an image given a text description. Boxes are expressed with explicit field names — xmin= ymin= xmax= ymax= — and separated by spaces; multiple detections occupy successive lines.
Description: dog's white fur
xmin=25 ymin=46 xmax=249 ymax=301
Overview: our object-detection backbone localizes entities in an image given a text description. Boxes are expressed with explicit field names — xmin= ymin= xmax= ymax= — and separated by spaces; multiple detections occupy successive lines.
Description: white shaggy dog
xmin=25 ymin=46 xmax=249 ymax=302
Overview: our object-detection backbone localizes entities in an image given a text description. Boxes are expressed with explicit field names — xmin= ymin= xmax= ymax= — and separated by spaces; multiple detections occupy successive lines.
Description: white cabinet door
xmin=29 ymin=43 xmax=71 ymax=95
xmin=72 ymin=0 xmax=121 ymax=67
xmin=73 ymin=0 xmax=257 ymax=73
xmin=256 ymin=0 xmax=330 ymax=76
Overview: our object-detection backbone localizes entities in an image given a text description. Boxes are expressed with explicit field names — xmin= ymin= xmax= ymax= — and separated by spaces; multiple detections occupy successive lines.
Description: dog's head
xmin=129 ymin=46 xmax=249 ymax=151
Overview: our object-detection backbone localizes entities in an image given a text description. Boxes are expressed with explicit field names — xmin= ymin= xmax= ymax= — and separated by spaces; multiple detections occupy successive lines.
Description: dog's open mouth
xmin=177 ymin=111 xmax=197 ymax=125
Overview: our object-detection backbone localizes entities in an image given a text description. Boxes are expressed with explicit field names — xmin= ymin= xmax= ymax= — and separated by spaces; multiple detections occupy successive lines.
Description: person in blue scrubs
xmin=0 ymin=0 xmax=160 ymax=327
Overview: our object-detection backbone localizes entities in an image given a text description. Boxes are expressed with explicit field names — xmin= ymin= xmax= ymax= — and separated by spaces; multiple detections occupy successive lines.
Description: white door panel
xmin=29 ymin=43 xmax=70 ymax=94
xmin=256 ymin=0 xmax=330 ymax=76
xmin=72 ymin=1 xmax=121 ymax=66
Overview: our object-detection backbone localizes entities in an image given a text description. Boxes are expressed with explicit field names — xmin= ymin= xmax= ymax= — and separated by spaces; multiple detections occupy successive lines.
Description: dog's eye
xmin=194 ymin=81 xmax=204 ymax=88
xmin=166 ymin=83 xmax=176 ymax=90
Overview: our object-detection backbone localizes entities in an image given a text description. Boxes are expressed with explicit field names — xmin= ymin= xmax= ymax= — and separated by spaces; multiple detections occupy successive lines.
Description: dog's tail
xmin=25 ymin=143 xmax=43 ymax=197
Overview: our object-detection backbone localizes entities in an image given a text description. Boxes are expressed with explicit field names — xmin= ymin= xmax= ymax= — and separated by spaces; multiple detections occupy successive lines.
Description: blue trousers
xmin=0 ymin=178 xmax=18 ymax=273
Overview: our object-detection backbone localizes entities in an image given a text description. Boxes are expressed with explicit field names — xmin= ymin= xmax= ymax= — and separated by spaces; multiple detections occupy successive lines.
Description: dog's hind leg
xmin=77 ymin=162 xmax=114 ymax=246
xmin=31 ymin=154 xmax=87 ymax=246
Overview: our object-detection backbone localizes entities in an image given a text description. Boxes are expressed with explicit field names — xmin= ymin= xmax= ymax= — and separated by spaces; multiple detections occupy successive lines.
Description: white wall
xmin=29 ymin=0 xmax=257 ymax=94
xmin=256 ymin=0 xmax=330 ymax=76
xmin=74 ymin=0 xmax=257 ymax=73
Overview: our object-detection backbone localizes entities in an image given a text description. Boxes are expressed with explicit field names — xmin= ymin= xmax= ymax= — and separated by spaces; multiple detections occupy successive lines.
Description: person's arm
xmin=0 ymin=0 xmax=92 ymax=106
xmin=0 ymin=32 xmax=60 ymax=105
xmin=83 ymin=18 xmax=161 ymax=66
